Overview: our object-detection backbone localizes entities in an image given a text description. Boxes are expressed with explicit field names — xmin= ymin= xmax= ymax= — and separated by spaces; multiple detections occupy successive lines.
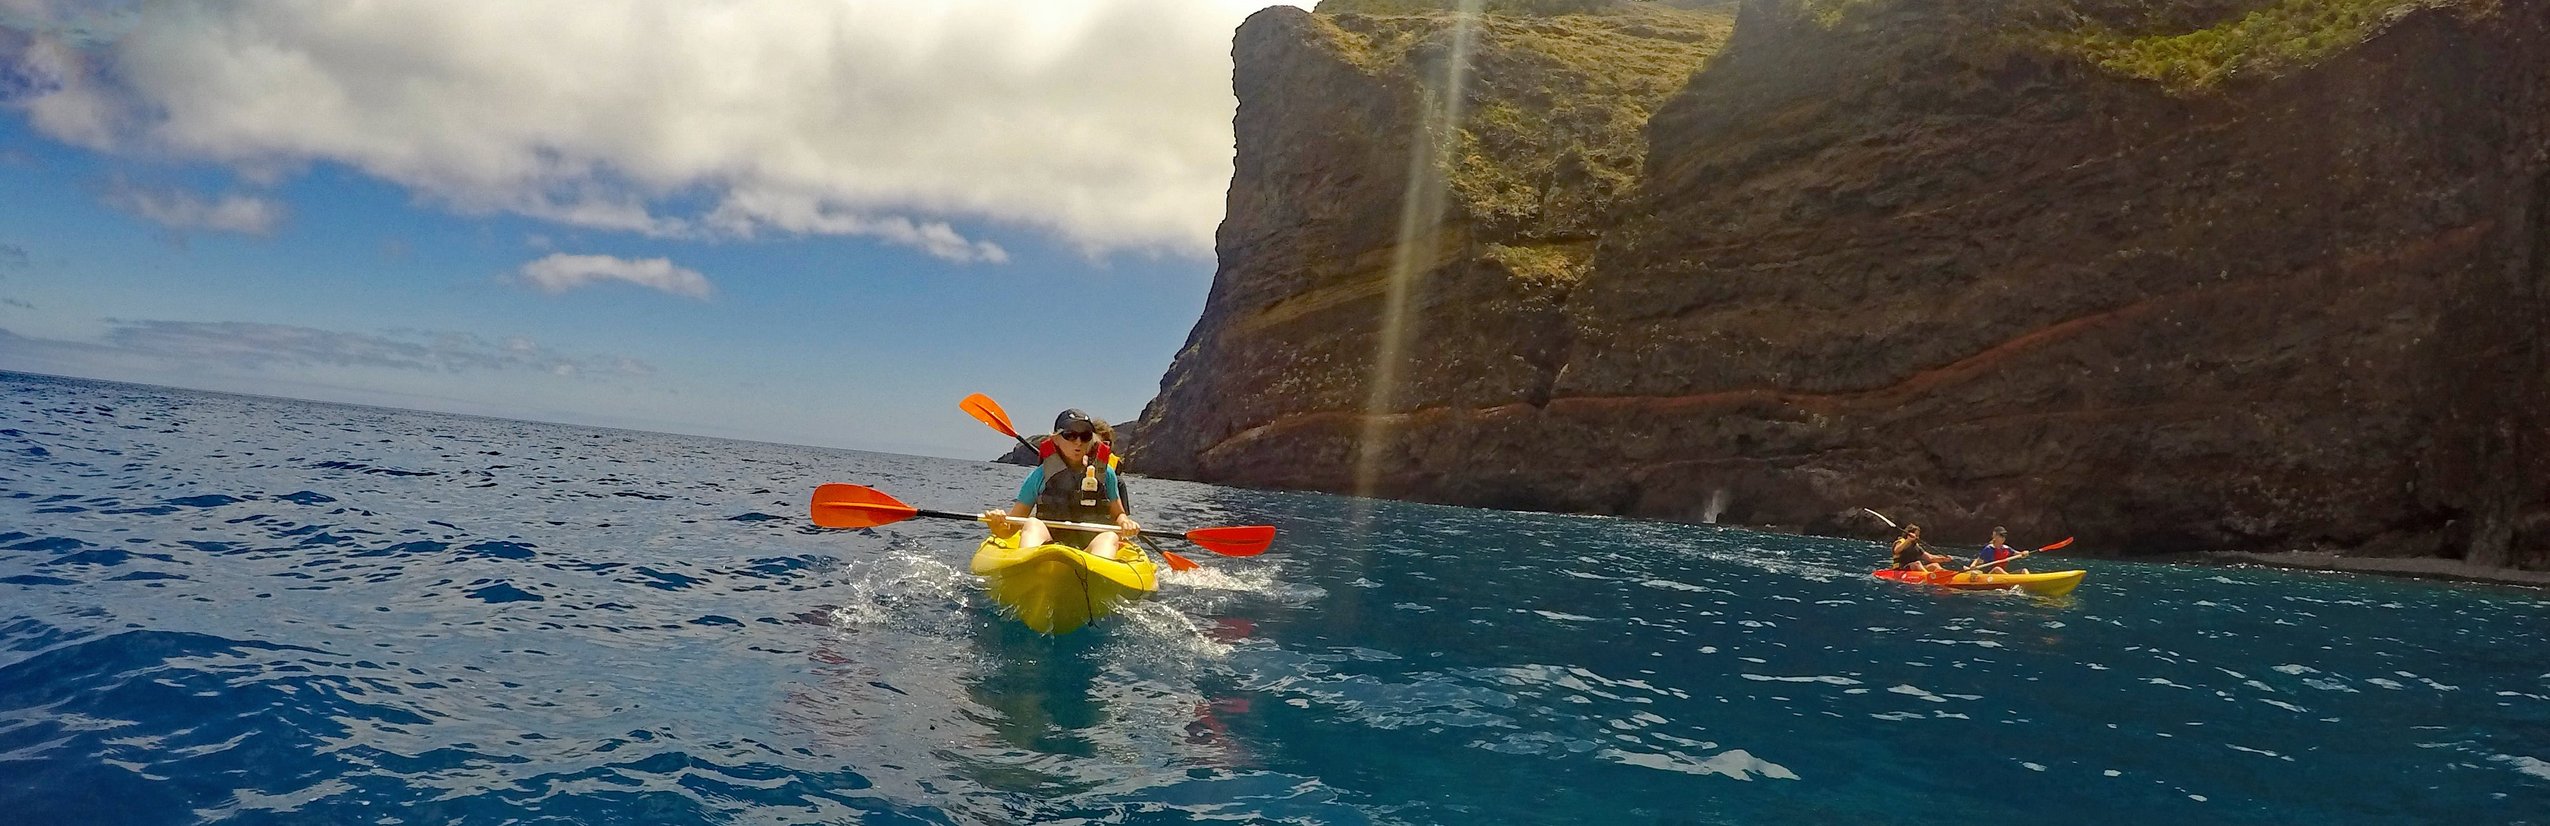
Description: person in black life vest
xmin=1890 ymin=524 xmax=1952 ymax=572
xmin=1012 ymin=415 xmax=1133 ymax=510
xmin=980 ymin=409 xmax=1140 ymax=558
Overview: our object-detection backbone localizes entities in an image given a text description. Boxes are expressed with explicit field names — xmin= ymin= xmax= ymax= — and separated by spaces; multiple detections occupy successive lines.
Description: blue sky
xmin=0 ymin=1 xmax=1301 ymax=459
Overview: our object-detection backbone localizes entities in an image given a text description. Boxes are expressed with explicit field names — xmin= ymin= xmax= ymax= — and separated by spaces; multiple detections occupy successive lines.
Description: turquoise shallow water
xmin=2 ymin=371 xmax=2546 ymax=824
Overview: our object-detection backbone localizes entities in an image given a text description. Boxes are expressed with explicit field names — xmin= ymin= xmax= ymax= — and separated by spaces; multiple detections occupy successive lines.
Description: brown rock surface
xmin=1131 ymin=0 xmax=2550 ymax=570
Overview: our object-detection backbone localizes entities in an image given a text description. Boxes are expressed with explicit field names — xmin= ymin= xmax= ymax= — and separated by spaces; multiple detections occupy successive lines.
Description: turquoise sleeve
xmin=1015 ymin=467 xmax=1045 ymax=505
xmin=1103 ymin=467 xmax=1121 ymax=502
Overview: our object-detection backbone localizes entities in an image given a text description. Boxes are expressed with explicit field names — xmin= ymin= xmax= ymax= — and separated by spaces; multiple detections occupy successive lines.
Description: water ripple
xmin=3 ymin=374 xmax=2548 ymax=824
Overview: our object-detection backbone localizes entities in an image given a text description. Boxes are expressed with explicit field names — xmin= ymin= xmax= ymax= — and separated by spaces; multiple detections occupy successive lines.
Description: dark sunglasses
xmin=1057 ymin=431 xmax=1095 ymax=443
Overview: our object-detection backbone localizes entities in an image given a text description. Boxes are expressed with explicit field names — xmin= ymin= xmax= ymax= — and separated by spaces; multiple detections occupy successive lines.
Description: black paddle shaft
xmin=922 ymin=506 xmax=1188 ymax=537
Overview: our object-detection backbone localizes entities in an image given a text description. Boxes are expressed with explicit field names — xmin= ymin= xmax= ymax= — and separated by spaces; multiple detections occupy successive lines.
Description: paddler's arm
xmin=983 ymin=503 xmax=1032 ymax=538
xmin=986 ymin=469 xmax=1043 ymax=538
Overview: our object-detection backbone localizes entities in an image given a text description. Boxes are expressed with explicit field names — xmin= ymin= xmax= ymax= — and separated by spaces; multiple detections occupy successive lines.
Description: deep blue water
xmin=1 ymin=372 xmax=2546 ymax=825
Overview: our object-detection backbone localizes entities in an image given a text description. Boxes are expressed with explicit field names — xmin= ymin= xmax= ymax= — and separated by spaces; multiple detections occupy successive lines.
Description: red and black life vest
xmin=1032 ymin=454 xmax=1116 ymax=528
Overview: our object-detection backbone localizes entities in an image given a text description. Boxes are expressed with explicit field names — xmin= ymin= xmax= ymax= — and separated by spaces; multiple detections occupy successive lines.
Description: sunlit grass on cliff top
xmin=1794 ymin=0 xmax=2441 ymax=91
xmin=1290 ymin=0 xmax=2449 ymax=272
xmin=2060 ymin=0 xmax=2437 ymax=89
xmin=1310 ymin=0 xmax=1733 ymax=273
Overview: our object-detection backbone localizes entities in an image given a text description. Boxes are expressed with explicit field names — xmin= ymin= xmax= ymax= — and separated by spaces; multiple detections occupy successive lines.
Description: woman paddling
xmin=1020 ymin=414 xmax=1134 ymax=511
xmin=981 ymin=409 xmax=1141 ymax=558
xmin=1889 ymin=524 xmax=1953 ymax=573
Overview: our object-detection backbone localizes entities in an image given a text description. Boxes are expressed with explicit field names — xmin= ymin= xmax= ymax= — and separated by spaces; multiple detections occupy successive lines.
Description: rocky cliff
xmin=1132 ymin=0 xmax=2550 ymax=570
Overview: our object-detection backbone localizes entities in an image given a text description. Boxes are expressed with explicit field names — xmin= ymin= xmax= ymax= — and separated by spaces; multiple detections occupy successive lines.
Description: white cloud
xmin=706 ymin=191 xmax=1008 ymax=263
xmin=517 ymin=253 xmax=713 ymax=300
xmin=101 ymin=181 xmax=286 ymax=235
xmin=0 ymin=319 xmax=656 ymax=377
xmin=4 ymin=0 xmax=1302 ymax=257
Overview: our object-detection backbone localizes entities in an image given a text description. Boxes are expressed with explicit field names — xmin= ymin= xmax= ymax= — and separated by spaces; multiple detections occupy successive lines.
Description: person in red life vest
xmin=980 ymin=409 xmax=1140 ymax=558
xmin=1020 ymin=415 xmax=1133 ymax=510
xmin=1090 ymin=417 xmax=1131 ymax=511
xmin=1970 ymin=526 xmax=2029 ymax=573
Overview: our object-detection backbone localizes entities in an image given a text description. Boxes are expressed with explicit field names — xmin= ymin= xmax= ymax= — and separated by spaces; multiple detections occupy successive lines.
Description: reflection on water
xmin=967 ymin=620 xmax=1108 ymax=757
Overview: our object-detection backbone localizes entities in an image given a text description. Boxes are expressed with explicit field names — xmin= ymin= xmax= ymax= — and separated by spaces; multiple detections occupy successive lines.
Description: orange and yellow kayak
xmin=1872 ymin=568 xmax=2086 ymax=597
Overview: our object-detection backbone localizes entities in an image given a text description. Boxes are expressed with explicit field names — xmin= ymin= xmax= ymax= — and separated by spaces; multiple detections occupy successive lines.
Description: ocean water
xmin=2 ymin=372 xmax=2545 ymax=825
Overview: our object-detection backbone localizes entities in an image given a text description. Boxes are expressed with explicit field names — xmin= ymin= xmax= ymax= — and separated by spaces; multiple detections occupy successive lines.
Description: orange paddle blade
xmin=1184 ymin=525 xmax=1275 ymax=556
xmin=959 ymin=393 xmax=1023 ymax=441
xmin=2035 ymin=536 xmax=2076 ymax=553
xmin=1161 ymin=549 xmax=1202 ymax=571
xmin=809 ymin=483 xmax=920 ymax=529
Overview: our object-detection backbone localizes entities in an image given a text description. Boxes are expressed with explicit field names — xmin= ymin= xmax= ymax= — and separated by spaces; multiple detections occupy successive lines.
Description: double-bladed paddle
xmin=1862 ymin=507 xmax=1951 ymax=558
xmin=1867 ymin=508 xmax=2074 ymax=574
xmin=961 ymin=392 xmax=1043 ymax=457
xmin=808 ymin=484 xmax=1276 ymax=563
xmin=1961 ymin=536 xmax=2074 ymax=573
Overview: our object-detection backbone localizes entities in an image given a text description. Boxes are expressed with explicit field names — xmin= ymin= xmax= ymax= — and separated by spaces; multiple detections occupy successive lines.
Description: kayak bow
xmin=971 ymin=533 xmax=1160 ymax=634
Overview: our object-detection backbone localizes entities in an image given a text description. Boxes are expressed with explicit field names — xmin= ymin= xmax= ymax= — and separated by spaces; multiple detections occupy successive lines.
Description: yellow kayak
xmin=970 ymin=533 xmax=1160 ymax=634
xmin=1873 ymin=568 xmax=2087 ymax=597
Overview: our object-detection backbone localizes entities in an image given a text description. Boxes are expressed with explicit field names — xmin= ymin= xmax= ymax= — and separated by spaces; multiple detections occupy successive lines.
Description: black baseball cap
xmin=1054 ymin=409 xmax=1096 ymax=434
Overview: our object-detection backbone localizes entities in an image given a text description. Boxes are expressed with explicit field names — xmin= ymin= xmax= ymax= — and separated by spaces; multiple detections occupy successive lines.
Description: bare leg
xmin=1017 ymin=518 xmax=1052 ymax=548
xmin=1085 ymin=531 xmax=1123 ymax=560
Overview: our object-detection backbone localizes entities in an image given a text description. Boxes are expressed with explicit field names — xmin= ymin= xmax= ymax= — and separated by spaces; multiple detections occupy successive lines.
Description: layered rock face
xmin=1134 ymin=0 xmax=1731 ymax=496
xmin=1132 ymin=0 xmax=2550 ymax=569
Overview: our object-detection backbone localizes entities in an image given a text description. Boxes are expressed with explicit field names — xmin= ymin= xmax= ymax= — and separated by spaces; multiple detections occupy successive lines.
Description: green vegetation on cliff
xmin=1483 ymin=241 xmax=1594 ymax=289
xmin=1309 ymin=0 xmax=1733 ymax=245
xmin=2063 ymin=0 xmax=2434 ymax=88
xmin=1320 ymin=0 xmax=1616 ymax=14
xmin=1318 ymin=0 xmax=1737 ymax=15
xmin=1789 ymin=0 xmax=1878 ymax=27
xmin=1769 ymin=0 xmax=2439 ymax=91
